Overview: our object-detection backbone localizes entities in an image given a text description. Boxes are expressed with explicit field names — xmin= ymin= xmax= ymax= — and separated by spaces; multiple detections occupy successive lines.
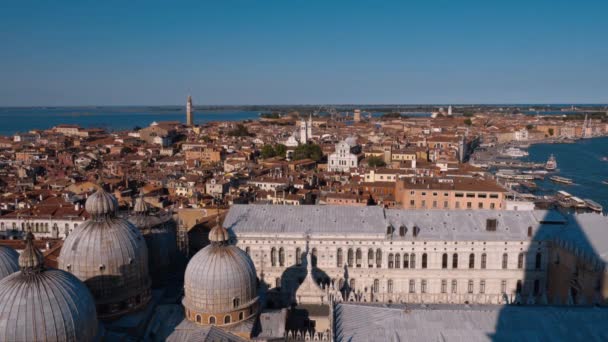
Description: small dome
xmin=0 ymin=234 xmax=99 ymax=341
xmin=60 ymin=191 xmax=151 ymax=319
xmin=85 ymin=188 xmax=118 ymax=217
xmin=209 ymin=224 xmax=230 ymax=243
xmin=183 ymin=224 xmax=258 ymax=324
xmin=0 ymin=245 xmax=18 ymax=280
xmin=133 ymin=194 xmax=150 ymax=214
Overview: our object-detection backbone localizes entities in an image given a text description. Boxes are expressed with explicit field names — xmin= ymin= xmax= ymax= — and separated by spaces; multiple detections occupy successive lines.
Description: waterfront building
xmin=58 ymin=188 xmax=151 ymax=319
xmin=224 ymin=205 xmax=608 ymax=307
xmin=186 ymin=95 xmax=194 ymax=125
xmin=395 ymin=177 xmax=507 ymax=210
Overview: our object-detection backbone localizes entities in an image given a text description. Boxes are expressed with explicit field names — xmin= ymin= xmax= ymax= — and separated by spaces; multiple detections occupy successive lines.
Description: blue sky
xmin=1 ymin=0 xmax=607 ymax=105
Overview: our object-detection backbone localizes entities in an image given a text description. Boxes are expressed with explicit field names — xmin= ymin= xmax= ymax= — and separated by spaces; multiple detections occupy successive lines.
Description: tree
xmin=464 ymin=118 xmax=473 ymax=126
xmin=548 ymin=128 xmax=554 ymax=136
xmin=274 ymin=144 xmax=287 ymax=157
xmin=293 ymin=143 xmax=323 ymax=162
xmin=260 ymin=145 xmax=276 ymax=159
xmin=462 ymin=112 xmax=474 ymax=117
xmin=367 ymin=156 xmax=386 ymax=167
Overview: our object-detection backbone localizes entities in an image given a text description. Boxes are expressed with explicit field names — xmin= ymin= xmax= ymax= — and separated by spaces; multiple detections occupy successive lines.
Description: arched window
xmin=312 ymin=248 xmax=317 ymax=267
xmin=481 ymin=253 xmax=487 ymax=269
xmin=295 ymin=247 xmax=302 ymax=265
xmin=224 ymin=315 xmax=231 ymax=324
xmin=279 ymin=248 xmax=285 ymax=266
xmin=403 ymin=253 xmax=409 ymax=268
xmin=376 ymin=249 xmax=382 ymax=268
xmin=233 ymin=297 xmax=240 ymax=308
xmin=373 ymin=279 xmax=379 ymax=293
xmin=527 ymin=226 xmax=533 ymax=237
xmin=196 ymin=314 xmax=202 ymax=323
xmin=388 ymin=253 xmax=394 ymax=269
xmin=467 ymin=280 xmax=474 ymax=294
xmin=502 ymin=253 xmax=509 ymax=269
xmin=270 ymin=248 xmax=277 ymax=267
xmin=347 ymin=248 xmax=354 ymax=267
xmin=516 ymin=280 xmax=522 ymax=294
xmin=387 ymin=279 xmax=393 ymax=293
xmin=421 ymin=253 xmax=428 ymax=269
xmin=533 ymin=279 xmax=540 ymax=295
xmin=395 ymin=253 xmax=401 ymax=269
xmin=518 ymin=253 xmax=524 ymax=269
xmin=355 ymin=248 xmax=362 ymax=267
xmin=209 ymin=316 xmax=216 ymax=324
xmin=442 ymin=253 xmax=448 ymax=269
xmin=368 ymin=249 xmax=374 ymax=267
xmin=452 ymin=253 xmax=458 ymax=269
xmin=337 ymin=248 xmax=343 ymax=267
xmin=410 ymin=253 xmax=416 ymax=269
xmin=349 ymin=278 xmax=356 ymax=290
xmin=469 ymin=253 xmax=475 ymax=269
xmin=535 ymin=252 xmax=542 ymax=270
xmin=275 ymin=277 xmax=280 ymax=288
xmin=245 ymin=247 xmax=250 ymax=256
xmin=399 ymin=225 xmax=406 ymax=237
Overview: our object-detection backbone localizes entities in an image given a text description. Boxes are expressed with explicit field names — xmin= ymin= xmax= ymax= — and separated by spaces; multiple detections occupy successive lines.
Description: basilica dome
xmin=128 ymin=193 xmax=177 ymax=288
xmin=0 ymin=233 xmax=100 ymax=341
xmin=183 ymin=218 xmax=258 ymax=326
xmin=0 ymin=245 xmax=18 ymax=280
xmin=58 ymin=188 xmax=151 ymax=319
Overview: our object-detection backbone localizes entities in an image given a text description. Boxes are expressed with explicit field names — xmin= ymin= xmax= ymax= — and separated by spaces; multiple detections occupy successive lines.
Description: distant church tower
xmin=353 ymin=109 xmax=361 ymax=122
xmin=186 ymin=95 xmax=194 ymax=125
xmin=299 ymin=115 xmax=312 ymax=143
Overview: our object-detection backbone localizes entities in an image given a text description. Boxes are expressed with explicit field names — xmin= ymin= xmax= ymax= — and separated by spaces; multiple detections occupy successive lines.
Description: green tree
xmin=548 ymin=128 xmax=554 ymax=136
xmin=293 ymin=144 xmax=323 ymax=162
xmin=367 ymin=156 xmax=386 ymax=167
xmin=274 ymin=144 xmax=287 ymax=157
xmin=462 ymin=112 xmax=474 ymax=117
xmin=464 ymin=118 xmax=473 ymax=126
xmin=260 ymin=145 xmax=276 ymax=159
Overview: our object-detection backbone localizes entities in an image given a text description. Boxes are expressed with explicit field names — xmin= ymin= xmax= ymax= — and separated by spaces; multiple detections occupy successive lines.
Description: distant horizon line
xmin=1 ymin=103 xmax=607 ymax=108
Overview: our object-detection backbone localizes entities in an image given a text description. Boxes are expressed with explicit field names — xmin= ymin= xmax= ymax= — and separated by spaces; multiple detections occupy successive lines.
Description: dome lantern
xmin=18 ymin=232 xmax=44 ymax=275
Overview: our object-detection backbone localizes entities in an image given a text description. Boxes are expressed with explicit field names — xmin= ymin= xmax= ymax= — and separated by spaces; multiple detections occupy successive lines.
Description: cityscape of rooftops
xmin=0 ymin=1 xmax=607 ymax=341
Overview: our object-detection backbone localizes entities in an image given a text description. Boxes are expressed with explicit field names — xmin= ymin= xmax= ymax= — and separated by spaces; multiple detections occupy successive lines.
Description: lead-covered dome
xmin=128 ymin=193 xmax=177 ymax=288
xmin=0 ymin=233 xmax=100 ymax=341
xmin=183 ymin=220 xmax=258 ymax=326
xmin=59 ymin=188 xmax=151 ymax=319
xmin=0 ymin=246 xmax=18 ymax=280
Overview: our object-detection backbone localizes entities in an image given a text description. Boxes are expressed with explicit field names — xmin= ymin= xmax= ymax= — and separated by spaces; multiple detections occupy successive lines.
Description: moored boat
xmin=550 ymin=176 xmax=573 ymax=185
xmin=584 ymin=199 xmax=603 ymax=213
xmin=545 ymin=154 xmax=557 ymax=171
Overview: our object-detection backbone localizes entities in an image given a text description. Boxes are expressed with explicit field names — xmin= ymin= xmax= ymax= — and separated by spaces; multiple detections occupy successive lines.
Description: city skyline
xmin=1 ymin=0 xmax=607 ymax=106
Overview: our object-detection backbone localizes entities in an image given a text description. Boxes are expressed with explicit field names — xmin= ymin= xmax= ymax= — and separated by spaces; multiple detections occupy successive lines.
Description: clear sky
xmin=1 ymin=0 xmax=607 ymax=106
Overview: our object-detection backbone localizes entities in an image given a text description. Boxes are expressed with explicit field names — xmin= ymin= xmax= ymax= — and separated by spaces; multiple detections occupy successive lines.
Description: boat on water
xmin=584 ymin=199 xmax=603 ymax=213
xmin=522 ymin=170 xmax=549 ymax=175
xmin=602 ymin=180 xmax=608 ymax=185
xmin=550 ymin=176 xmax=573 ymax=185
xmin=545 ymin=154 xmax=557 ymax=171
xmin=501 ymin=147 xmax=529 ymax=158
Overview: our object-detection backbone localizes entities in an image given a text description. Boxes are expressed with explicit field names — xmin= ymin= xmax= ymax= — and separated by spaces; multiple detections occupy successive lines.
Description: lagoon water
xmin=0 ymin=107 xmax=262 ymax=136
xmin=523 ymin=137 xmax=608 ymax=210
